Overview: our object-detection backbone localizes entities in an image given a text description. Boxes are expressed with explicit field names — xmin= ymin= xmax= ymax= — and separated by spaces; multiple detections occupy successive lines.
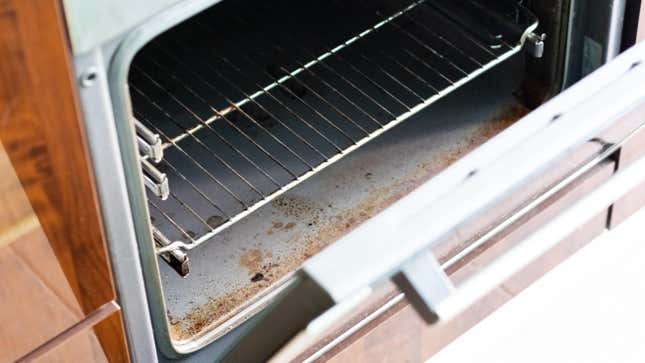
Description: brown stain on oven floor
xmin=169 ymin=256 xmax=291 ymax=341
xmin=168 ymin=105 xmax=529 ymax=342
xmin=239 ymin=249 xmax=264 ymax=272
xmin=266 ymin=220 xmax=298 ymax=235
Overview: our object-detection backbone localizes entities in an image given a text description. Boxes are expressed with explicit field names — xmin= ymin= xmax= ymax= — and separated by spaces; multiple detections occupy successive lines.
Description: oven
xmin=62 ymin=0 xmax=645 ymax=361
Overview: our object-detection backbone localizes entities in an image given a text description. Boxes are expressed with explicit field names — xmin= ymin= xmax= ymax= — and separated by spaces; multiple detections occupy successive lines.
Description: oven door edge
xmin=220 ymin=42 xmax=645 ymax=362
xmin=94 ymin=0 xmax=231 ymax=360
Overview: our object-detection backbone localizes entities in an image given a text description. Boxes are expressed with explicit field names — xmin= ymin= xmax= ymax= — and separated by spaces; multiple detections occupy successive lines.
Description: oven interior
xmin=126 ymin=0 xmax=566 ymax=350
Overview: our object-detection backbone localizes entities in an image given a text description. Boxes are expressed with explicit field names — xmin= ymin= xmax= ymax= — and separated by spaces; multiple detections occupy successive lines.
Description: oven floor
xmin=159 ymin=55 xmax=529 ymax=343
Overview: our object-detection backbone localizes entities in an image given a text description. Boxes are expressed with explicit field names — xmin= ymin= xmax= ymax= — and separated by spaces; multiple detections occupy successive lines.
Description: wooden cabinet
xmin=32 ymin=328 xmax=110 ymax=363
xmin=0 ymin=229 xmax=87 ymax=361
xmin=0 ymin=0 xmax=129 ymax=361
xmin=29 ymin=312 xmax=127 ymax=363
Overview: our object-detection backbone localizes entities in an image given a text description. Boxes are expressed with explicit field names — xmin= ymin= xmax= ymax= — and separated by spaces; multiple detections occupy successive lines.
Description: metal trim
xmin=73 ymin=50 xmax=158 ymax=362
xmin=105 ymin=0 xmax=236 ymax=358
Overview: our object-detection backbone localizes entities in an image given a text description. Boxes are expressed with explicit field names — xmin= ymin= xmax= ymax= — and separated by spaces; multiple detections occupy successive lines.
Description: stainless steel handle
xmin=434 ymin=153 xmax=645 ymax=322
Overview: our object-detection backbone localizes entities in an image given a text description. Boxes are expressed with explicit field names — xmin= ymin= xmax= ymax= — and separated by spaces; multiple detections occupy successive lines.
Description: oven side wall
xmin=639 ymin=0 xmax=645 ymax=41
xmin=62 ymin=0 xmax=184 ymax=55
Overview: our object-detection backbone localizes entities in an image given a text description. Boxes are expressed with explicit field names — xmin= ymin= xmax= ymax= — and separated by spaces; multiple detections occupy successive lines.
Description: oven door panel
xmin=217 ymin=42 xmax=645 ymax=362
xmin=288 ymin=159 xmax=616 ymax=363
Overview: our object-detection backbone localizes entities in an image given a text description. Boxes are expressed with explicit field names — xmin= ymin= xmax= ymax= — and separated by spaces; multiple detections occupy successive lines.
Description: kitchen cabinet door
xmin=27 ymin=311 xmax=127 ymax=363
xmin=0 ymin=0 xmax=128 ymax=361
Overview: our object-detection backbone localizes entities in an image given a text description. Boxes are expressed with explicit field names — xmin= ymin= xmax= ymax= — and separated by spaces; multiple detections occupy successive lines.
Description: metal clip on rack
xmin=153 ymin=226 xmax=189 ymax=276
xmin=136 ymin=118 xmax=164 ymax=162
xmin=141 ymin=159 xmax=169 ymax=200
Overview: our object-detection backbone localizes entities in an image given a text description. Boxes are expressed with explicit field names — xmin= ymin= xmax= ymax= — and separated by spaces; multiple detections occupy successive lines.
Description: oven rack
xmin=128 ymin=0 xmax=539 ymax=271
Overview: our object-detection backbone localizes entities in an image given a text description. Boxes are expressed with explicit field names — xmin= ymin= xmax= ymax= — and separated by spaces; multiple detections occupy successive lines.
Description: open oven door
xmin=217 ymin=41 xmax=645 ymax=362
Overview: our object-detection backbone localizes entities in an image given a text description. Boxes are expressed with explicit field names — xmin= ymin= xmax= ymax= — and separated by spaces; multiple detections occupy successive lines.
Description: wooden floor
xmin=0 ymin=143 xmax=107 ymax=362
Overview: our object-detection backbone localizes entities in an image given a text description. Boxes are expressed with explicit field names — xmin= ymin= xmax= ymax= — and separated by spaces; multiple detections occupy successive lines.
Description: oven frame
xmin=66 ymin=0 xmax=642 ymax=361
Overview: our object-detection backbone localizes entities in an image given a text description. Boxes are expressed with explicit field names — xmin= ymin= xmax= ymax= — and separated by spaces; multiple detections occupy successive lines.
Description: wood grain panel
xmin=0 ymin=0 xmax=130 ymax=361
xmin=32 ymin=330 xmax=109 ymax=363
xmin=92 ymin=310 xmax=130 ymax=363
xmin=0 ymin=141 xmax=35 ymax=245
xmin=0 ymin=0 xmax=113 ymax=314
xmin=28 ymin=311 xmax=127 ymax=363
xmin=0 ymin=187 xmax=129 ymax=361
xmin=0 ymin=230 xmax=83 ymax=362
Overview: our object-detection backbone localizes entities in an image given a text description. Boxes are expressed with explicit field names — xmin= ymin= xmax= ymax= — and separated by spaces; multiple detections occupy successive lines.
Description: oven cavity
xmin=128 ymin=0 xmax=540 ymax=276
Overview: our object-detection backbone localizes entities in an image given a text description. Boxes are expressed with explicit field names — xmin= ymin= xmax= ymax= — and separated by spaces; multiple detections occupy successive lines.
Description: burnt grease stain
xmin=267 ymin=221 xmax=296 ymax=235
xmin=250 ymin=273 xmax=264 ymax=282
xmin=168 ymin=105 xmax=531 ymax=342
xmin=239 ymin=249 xmax=264 ymax=272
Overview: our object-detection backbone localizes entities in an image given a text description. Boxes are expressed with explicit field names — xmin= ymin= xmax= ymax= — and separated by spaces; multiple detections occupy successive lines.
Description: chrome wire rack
xmin=129 ymin=0 xmax=539 ymax=269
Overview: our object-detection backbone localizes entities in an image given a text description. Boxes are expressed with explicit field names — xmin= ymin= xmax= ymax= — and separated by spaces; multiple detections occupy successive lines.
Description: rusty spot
xmin=266 ymin=221 xmax=297 ymax=235
xmin=250 ymin=273 xmax=264 ymax=282
xmin=271 ymin=195 xmax=319 ymax=220
xmin=168 ymin=260 xmax=286 ymax=341
xmin=239 ymin=249 xmax=264 ymax=272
